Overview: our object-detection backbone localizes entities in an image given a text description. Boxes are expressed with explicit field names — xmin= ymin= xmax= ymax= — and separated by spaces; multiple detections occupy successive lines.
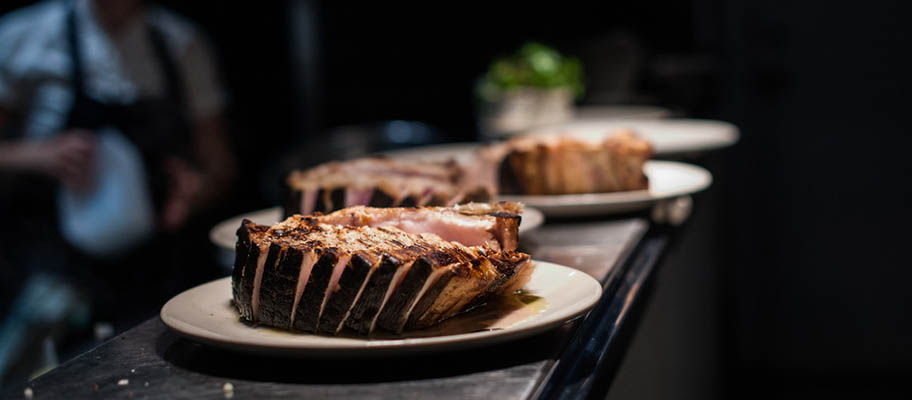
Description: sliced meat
xmin=233 ymin=204 xmax=532 ymax=335
xmin=493 ymin=130 xmax=653 ymax=195
xmin=256 ymin=246 xmax=300 ymax=328
xmin=374 ymin=257 xmax=433 ymax=332
xmin=291 ymin=250 xmax=338 ymax=331
xmin=284 ymin=158 xmax=491 ymax=216
xmin=314 ymin=202 xmax=522 ymax=252
xmin=344 ymin=254 xmax=403 ymax=334
xmin=404 ymin=257 xmax=499 ymax=330
xmin=317 ymin=253 xmax=375 ymax=334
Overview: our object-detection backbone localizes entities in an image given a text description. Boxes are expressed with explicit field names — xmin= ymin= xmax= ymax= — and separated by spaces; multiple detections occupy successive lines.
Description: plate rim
xmin=379 ymin=118 xmax=739 ymax=158
xmin=160 ymin=260 xmax=601 ymax=356
xmin=498 ymin=160 xmax=712 ymax=205
xmin=524 ymin=117 xmax=740 ymax=154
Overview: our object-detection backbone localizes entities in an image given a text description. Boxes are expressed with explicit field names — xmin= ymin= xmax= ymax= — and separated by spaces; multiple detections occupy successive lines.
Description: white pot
xmin=478 ymin=88 xmax=574 ymax=139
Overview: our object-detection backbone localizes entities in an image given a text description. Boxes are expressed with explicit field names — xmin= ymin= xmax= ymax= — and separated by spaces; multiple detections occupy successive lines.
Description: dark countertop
xmin=5 ymin=217 xmax=667 ymax=400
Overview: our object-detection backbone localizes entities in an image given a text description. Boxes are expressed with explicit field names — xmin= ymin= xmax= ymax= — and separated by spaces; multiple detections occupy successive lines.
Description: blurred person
xmin=0 ymin=0 xmax=235 ymax=365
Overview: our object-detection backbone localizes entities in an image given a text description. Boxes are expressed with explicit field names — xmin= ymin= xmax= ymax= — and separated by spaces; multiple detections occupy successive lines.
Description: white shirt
xmin=0 ymin=0 xmax=226 ymax=139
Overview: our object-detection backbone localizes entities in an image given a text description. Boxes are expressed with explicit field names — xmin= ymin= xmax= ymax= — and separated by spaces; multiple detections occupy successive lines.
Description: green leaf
xmin=480 ymin=42 xmax=585 ymax=98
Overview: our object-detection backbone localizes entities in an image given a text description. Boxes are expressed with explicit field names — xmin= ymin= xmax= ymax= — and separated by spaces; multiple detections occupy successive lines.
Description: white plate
xmin=160 ymin=261 xmax=601 ymax=356
xmin=571 ymin=105 xmax=672 ymax=121
xmin=381 ymin=118 xmax=738 ymax=162
xmin=498 ymin=160 xmax=712 ymax=217
xmin=209 ymin=206 xmax=545 ymax=251
xmin=527 ymin=118 xmax=739 ymax=155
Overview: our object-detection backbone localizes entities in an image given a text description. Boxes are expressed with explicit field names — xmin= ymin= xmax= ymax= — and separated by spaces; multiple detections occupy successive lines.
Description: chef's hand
xmin=160 ymin=157 xmax=205 ymax=232
xmin=30 ymin=130 xmax=97 ymax=191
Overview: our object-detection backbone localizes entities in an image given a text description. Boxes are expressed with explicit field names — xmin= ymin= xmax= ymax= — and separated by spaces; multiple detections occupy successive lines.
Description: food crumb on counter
xmin=24 ymin=387 xmax=33 ymax=399
xmin=118 ymin=379 xmax=129 ymax=386
xmin=131 ymin=368 xmax=136 ymax=373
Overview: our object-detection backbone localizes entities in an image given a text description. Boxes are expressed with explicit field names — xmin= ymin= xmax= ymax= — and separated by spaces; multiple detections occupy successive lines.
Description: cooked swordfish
xmin=478 ymin=129 xmax=654 ymax=195
xmin=283 ymin=158 xmax=492 ymax=217
xmin=231 ymin=203 xmax=534 ymax=335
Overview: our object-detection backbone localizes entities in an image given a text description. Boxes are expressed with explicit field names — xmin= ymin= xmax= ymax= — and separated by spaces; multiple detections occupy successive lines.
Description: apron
xmin=59 ymin=8 xmax=194 ymax=257
xmin=64 ymin=8 xmax=192 ymax=209
xmin=54 ymin=7 xmax=212 ymax=317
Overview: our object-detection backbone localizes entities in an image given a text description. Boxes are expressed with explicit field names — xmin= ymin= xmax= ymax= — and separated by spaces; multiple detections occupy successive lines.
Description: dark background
xmin=2 ymin=0 xmax=911 ymax=398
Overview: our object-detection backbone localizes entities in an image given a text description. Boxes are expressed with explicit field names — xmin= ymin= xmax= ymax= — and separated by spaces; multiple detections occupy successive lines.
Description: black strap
xmin=65 ymin=7 xmax=85 ymax=98
xmin=145 ymin=19 xmax=187 ymax=109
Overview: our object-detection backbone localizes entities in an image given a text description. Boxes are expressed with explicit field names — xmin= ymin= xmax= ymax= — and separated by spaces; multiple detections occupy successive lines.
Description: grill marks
xmin=320 ymin=254 xmax=353 ymax=321
xmin=231 ymin=204 xmax=533 ymax=336
xmin=289 ymin=251 xmax=318 ymax=328
xmin=407 ymin=258 xmax=499 ymax=330
xmin=251 ymin=244 xmax=282 ymax=321
xmin=495 ymin=131 xmax=653 ymax=195
xmin=290 ymin=184 xmax=446 ymax=215
xmin=375 ymin=257 xmax=433 ymax=333
xmin=292 ymin=251 xmax=338 ymax=331
xmin=257 ymin=246 xmax=298 ymax=328
xmin=318 ymin=254 xmax=375 ymax=334
xmin=345 ymin=254 xmax=402 ymax=334
xmin=231 ymin=221 xmax=258 ymax=321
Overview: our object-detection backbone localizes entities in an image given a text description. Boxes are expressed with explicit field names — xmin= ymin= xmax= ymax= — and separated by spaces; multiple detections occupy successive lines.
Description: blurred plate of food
xmin=498 ymin=160 xmax=712 ymax=217
xmin=527 ymin=118 xmax=739 ymax=156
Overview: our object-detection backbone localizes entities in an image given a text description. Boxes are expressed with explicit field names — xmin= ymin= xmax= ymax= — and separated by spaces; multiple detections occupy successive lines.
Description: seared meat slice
xmin=314 ymin=202 xmax=522 ymax=252
xmin=373 ymin=257 xmax=434 ymax=332
xmin=232 ymin=203 xmax=533 ymax=335
xmin=344 ymin=254 xmax=405 ymax=334
xmin=284 ymin=158 xmax=491 ymax=217
xmin=490 ymin=129 xmax=653 ymax=195
xmin=255 ymin=244 xmax=292 ymax=328
xmin=291 ymin=250 xmax=340 ymax=331
xmin=317 ymin=253 xmax=373 ymax=334
xmin=404 ymin=251 xmax=533 ymax=330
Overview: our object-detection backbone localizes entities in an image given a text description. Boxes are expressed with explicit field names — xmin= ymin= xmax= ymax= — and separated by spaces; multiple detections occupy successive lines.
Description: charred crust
xmin=498 ymin=153 xmax=524 ymax=195
xmin=312 ymin=188 xmax=328 ymax=213
xmin=329 ymin=188 xmax=345 ymax=212
xmin=256 ymin=245 xmax=296 ymax=327
xmin=405 ymin=270 xmax=454 ymax=329
xmin=283 ymin=189 xmax=302 ymax=219
xmin=317 ymin=253 xmax=373 ymax=334
xmin=345 ymin=254 xmax=401 ymax=334
xmin=487 ymin=211 xmax=521 ymax=220
xmin=423 ymin=194 xmax=447 ymax=207
xmin=398 ymin=195 xmax=418 ymax=207
xmin=425 ymin=251 xmax=457 ymax=268
xmin=375 ymin=257 xmax=433 ymax=332
xmin=292 ymin=250 xmax=339 ymax=332
xmin=367 ymin=188 xmax=395 ymax=208
xmin=461 ymin=187 xmax=492 ymax=202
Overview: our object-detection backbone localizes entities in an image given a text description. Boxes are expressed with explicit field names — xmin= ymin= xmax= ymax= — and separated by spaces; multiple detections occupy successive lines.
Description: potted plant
xmin=477 ymin=42 xmax=584 ymax=138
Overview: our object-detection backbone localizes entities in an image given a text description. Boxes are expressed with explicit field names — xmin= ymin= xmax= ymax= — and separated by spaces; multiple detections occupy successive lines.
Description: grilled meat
xmin=314 ymin=202 xmax=522 ymax=252
xmin=284 ymin=158 xmax=491 ymax=217
xmin=488 ymin=130 xmax=653 ymax=195
xmin=232 ymin=203 xmax=533 ymax=335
